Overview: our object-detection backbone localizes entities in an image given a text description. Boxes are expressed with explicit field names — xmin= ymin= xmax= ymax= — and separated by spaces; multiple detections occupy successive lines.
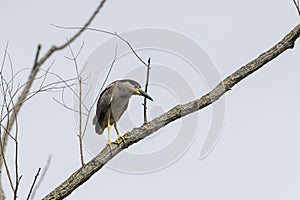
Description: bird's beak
xmin=137 ymin=89 xmax=153 ymax=101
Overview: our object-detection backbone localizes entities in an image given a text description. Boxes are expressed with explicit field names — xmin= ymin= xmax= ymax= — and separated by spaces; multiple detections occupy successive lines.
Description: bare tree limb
xmin=42 ymin=23 xmax=300 ymax=200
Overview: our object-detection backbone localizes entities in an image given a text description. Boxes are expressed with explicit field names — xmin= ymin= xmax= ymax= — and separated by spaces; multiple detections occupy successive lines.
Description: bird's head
xmin=118 ymin=79 xmax=153 ymax=101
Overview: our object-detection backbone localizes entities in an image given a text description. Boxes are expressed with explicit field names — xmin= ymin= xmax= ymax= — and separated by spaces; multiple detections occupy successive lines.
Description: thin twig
xmin=52 ymin=97 xmax=87 ymax=116
xmin=30 ymin=156 xmax=51 ymax=200
xmin=91 ymin=45 xmax=118 ymax=112
xmin=97 ymin=45 xmax=117 ymax=96
xmin=45 ymin=71 xmax=90 ymax=112
xmin=0 ymin=138 xmax=14 ymax=192
xmin=0 ymin=42 xmax=9 ymax=74
xmin=6 ymin=48 xmax=14 ymax=92
xmin=26 ymin=168 xmax=41 ymax=200
xmin=13 ymin=176 xmax=22 ymax=200
xmin=78 ymin=77 xmax=84 ymax=166
xmin=143 ymin=57 xmax=151 ymax=123
xmin=0 ymin=43 xmax=10 ymax=135
xmin=293 ymin=0 xmax=300 ymax=16
xmin=0 ymin=48 xmax=20 ymax=197
xmin=53 ymin=1 xmax=107 ymax=51
xmin=51 ymin=25 xmax=148 ymax=67
xmin=10 ymin=89 xmax=20 ymax=200
xmin=0 ymin=44 xmax=41 ymax=166
xmin=65 ymin=42 xmax=86 ymax=166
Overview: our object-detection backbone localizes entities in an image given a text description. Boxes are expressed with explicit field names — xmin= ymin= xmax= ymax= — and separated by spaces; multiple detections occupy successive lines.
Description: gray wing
xmin=93 ymin=83 xmax=115 ymax=134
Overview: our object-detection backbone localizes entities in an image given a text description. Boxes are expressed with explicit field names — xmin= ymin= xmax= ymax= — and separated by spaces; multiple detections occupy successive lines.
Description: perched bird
xmin=93 ymin=79 xmax=153 ymax=144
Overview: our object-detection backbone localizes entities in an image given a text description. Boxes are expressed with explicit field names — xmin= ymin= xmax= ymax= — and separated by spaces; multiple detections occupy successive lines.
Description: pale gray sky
xmin=1 ymin=0 xmax=300 ymax=199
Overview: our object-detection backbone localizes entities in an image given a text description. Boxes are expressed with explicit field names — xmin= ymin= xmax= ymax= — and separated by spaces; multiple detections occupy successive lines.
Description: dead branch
xmin=42 ymin=22 xmax=300 ymax=200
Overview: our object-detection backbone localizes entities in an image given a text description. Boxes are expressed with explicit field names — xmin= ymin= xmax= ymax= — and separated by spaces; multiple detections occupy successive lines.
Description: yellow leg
xmin=106 ymin=114 xmax=113 ymax=153
xmin=114 ymin=122 xmax=125 ymax=144
xmin=114 ymin=122 xmax=120 ymax=137
xmin=107 ymin=116 xmax=111 ymax=144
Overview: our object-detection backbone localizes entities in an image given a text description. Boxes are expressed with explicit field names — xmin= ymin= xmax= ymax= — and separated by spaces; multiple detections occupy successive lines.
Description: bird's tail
xmin=92 ymin=116 xmax=103 ymax=135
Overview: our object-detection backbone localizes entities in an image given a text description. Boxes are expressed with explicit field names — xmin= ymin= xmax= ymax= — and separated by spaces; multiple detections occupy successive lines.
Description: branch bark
xmin=42 ymin=23 xmax=300 ymax=200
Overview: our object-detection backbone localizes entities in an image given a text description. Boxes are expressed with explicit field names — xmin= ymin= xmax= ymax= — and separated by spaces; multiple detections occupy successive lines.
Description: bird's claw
xmin=106 ymin=140 xmax=113 ymax=152
xmin=112 ymin=135 xmax=125 ymax=146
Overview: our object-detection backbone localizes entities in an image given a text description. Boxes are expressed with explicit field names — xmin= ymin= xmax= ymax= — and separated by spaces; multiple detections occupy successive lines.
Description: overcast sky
xmin=1 ymin=0 xmax=300 ymax=199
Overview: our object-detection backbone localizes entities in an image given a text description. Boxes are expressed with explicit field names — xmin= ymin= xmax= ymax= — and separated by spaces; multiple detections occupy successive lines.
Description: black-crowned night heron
xmin=93 ymin=79 xmax=153 ymax=145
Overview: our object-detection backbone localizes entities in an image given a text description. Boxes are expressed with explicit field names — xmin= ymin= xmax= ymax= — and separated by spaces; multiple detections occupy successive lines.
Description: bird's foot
xmin=106 ymin=140 xmax=113 ymax=152
xmin=112 ymin=134 xmax=125 ymax=146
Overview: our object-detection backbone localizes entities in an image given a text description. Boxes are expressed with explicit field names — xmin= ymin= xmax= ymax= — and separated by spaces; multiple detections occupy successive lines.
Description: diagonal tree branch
xmin=42 ymin=23 xmax=300 ymax=200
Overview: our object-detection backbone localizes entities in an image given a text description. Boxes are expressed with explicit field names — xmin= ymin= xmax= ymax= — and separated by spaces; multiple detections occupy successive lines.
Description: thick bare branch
xmin=42 ymin=23 xmax=300 ymax=200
